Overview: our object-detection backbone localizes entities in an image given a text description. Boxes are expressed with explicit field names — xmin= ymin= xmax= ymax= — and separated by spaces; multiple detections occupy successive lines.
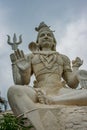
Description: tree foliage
xmin=0 ymin=113 xmax=33 ymax=130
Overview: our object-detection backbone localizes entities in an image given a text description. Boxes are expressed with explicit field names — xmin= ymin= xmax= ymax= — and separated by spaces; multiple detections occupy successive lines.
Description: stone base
xmin=33 ymin=104 xmax=87 ymax=130
xmin=1 ymin=105 xmax=87 ymax=130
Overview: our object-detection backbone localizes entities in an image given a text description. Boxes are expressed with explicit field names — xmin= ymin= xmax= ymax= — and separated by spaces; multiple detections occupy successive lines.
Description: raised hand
xmin=72 ymin=57 xmax=83 ymax=68
xmin=14 ymin=49 xmax=30 ymax=71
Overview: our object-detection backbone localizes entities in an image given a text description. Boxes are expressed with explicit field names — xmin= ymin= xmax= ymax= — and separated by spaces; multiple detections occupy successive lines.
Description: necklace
xmin=39 ymin=54 xmax=57 ymax=69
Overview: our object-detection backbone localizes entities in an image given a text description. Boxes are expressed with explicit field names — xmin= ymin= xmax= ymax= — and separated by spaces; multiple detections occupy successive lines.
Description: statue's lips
xmin=41 ymin=42 xmax=51 ymax=46
xmin=42 ymin=39 xmax=51 ymax=42
xmin=41 ymin=40 xmax=52 ymax=46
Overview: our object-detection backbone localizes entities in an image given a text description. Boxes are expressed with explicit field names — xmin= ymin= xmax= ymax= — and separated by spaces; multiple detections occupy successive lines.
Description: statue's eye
xmin=40 ymin=33 xmax=45 ymax=37
xmin=47 ymin=33 xmax=52 ymax=37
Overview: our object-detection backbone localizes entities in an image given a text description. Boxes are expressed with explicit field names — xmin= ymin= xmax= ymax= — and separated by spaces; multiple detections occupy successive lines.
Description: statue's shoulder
xmin=28 ymin=52 xmax=41 ymax=64
xmin=25 ymin=53 xmax=34 ymax=61
xmin=59 ymin=53 xmax=71 ymax=65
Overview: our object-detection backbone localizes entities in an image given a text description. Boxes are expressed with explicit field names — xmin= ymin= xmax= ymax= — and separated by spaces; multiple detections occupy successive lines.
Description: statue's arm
xmin=63 ymin=55 xmax=87 ymax=89
xmin=61 ymin=55 xmax=79 ymax=88
xmin=10 ymin=50 xmax=32 ymax=85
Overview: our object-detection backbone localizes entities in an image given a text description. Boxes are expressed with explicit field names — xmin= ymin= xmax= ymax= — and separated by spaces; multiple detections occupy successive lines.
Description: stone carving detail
xmin=42 ymin=110 xmax=58 ymax=130
xmin=7 ymin=22 xmax=87 ymax=130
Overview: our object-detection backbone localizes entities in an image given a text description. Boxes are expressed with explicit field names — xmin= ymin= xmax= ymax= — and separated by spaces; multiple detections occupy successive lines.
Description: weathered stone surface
xmin=42 ymin=110 xmax=58 ymax=130
xmin=37 ymin=104 xmax=87 ymax=130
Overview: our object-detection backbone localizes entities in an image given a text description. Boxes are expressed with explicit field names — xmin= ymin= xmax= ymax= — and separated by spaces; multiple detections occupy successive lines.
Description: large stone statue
xmin=7 ymin=22 xmax=87 ymax=130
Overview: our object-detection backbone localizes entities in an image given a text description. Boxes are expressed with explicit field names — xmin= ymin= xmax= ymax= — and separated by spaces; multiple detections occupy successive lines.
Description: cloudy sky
xmin=0 ymin=0 xmax=87 ymax=100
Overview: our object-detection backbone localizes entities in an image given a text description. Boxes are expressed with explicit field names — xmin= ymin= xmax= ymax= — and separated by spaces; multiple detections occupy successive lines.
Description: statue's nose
xmin=44 ymin=37 xmax=48 ymax=40
xmin=44 ymin=35 xmax=48 ymax=39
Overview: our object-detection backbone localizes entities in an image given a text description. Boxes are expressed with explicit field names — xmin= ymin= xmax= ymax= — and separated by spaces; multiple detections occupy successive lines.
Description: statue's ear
xmin=28 ymin=42 xmax=39 ymax=52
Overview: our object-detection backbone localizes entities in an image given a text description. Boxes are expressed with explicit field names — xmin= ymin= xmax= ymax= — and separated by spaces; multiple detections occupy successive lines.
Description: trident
xmin=7 ymin=33 xmax=22 ymax=51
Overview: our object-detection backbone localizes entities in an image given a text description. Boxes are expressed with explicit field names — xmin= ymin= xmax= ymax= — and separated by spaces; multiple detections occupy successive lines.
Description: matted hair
xmin=35 ymin=22 xmax=57 ymax=51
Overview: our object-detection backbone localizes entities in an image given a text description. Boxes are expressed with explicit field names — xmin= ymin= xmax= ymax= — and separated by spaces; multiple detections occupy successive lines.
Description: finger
xmin=14 ymin=50 xmax=20 ymax=59
xmin=14 ymin=54 xmax=18 ymax=61
xmin=17 ymin=49 xmax=23 ymax=58
xmin=21 ymin=50 xmax=25 ymax=58
xmin=10 ymin=53 xmax=17 ymax=62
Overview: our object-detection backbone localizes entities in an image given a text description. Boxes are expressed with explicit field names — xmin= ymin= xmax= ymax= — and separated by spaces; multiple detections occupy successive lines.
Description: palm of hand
xmin=14 ymin=49 xmax=30 ymax=71
xmin=17 ymin=59 xmax=30 ymax=71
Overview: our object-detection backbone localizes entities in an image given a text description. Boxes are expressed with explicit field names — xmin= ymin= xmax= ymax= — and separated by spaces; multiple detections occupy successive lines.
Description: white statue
xmin=7 ymin=22 xmax=87 ymax=130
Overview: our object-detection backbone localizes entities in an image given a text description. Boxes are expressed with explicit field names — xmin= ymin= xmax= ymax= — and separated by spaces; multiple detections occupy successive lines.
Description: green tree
xmin=0 ymin=113 xmax=33 ymax=130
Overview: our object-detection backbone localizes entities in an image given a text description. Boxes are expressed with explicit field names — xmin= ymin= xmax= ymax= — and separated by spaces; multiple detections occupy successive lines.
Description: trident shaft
xmin=7 ymin=33 xmax=22 ymax=51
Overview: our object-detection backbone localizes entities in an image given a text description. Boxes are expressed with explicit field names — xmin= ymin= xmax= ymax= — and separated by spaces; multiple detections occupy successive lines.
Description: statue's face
xmin=38 ymin=30 xmax=54 ymax=50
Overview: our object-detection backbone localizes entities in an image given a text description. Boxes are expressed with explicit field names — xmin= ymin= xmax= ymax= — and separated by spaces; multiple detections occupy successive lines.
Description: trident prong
xmin=7 ymin=33 xmax=22 ymax=51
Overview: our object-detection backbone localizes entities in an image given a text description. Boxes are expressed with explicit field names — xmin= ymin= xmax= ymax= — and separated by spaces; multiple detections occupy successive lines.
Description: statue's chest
xmin=32 ymin=54 xmax=63 ymax=69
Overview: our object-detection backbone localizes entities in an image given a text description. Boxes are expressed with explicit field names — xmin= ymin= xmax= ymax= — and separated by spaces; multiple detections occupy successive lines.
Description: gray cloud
xmin=56 ymin=17 xmax=87 ymax=69
xmin=0 ymin=0 xmax=87 ymax=100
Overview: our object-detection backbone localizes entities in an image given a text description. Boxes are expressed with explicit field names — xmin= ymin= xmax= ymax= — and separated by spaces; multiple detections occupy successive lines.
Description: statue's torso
xmin=30 ymin=52 xmax=67 ymax=95
xmin=31 ymin=52 xmax=64 ymax=79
